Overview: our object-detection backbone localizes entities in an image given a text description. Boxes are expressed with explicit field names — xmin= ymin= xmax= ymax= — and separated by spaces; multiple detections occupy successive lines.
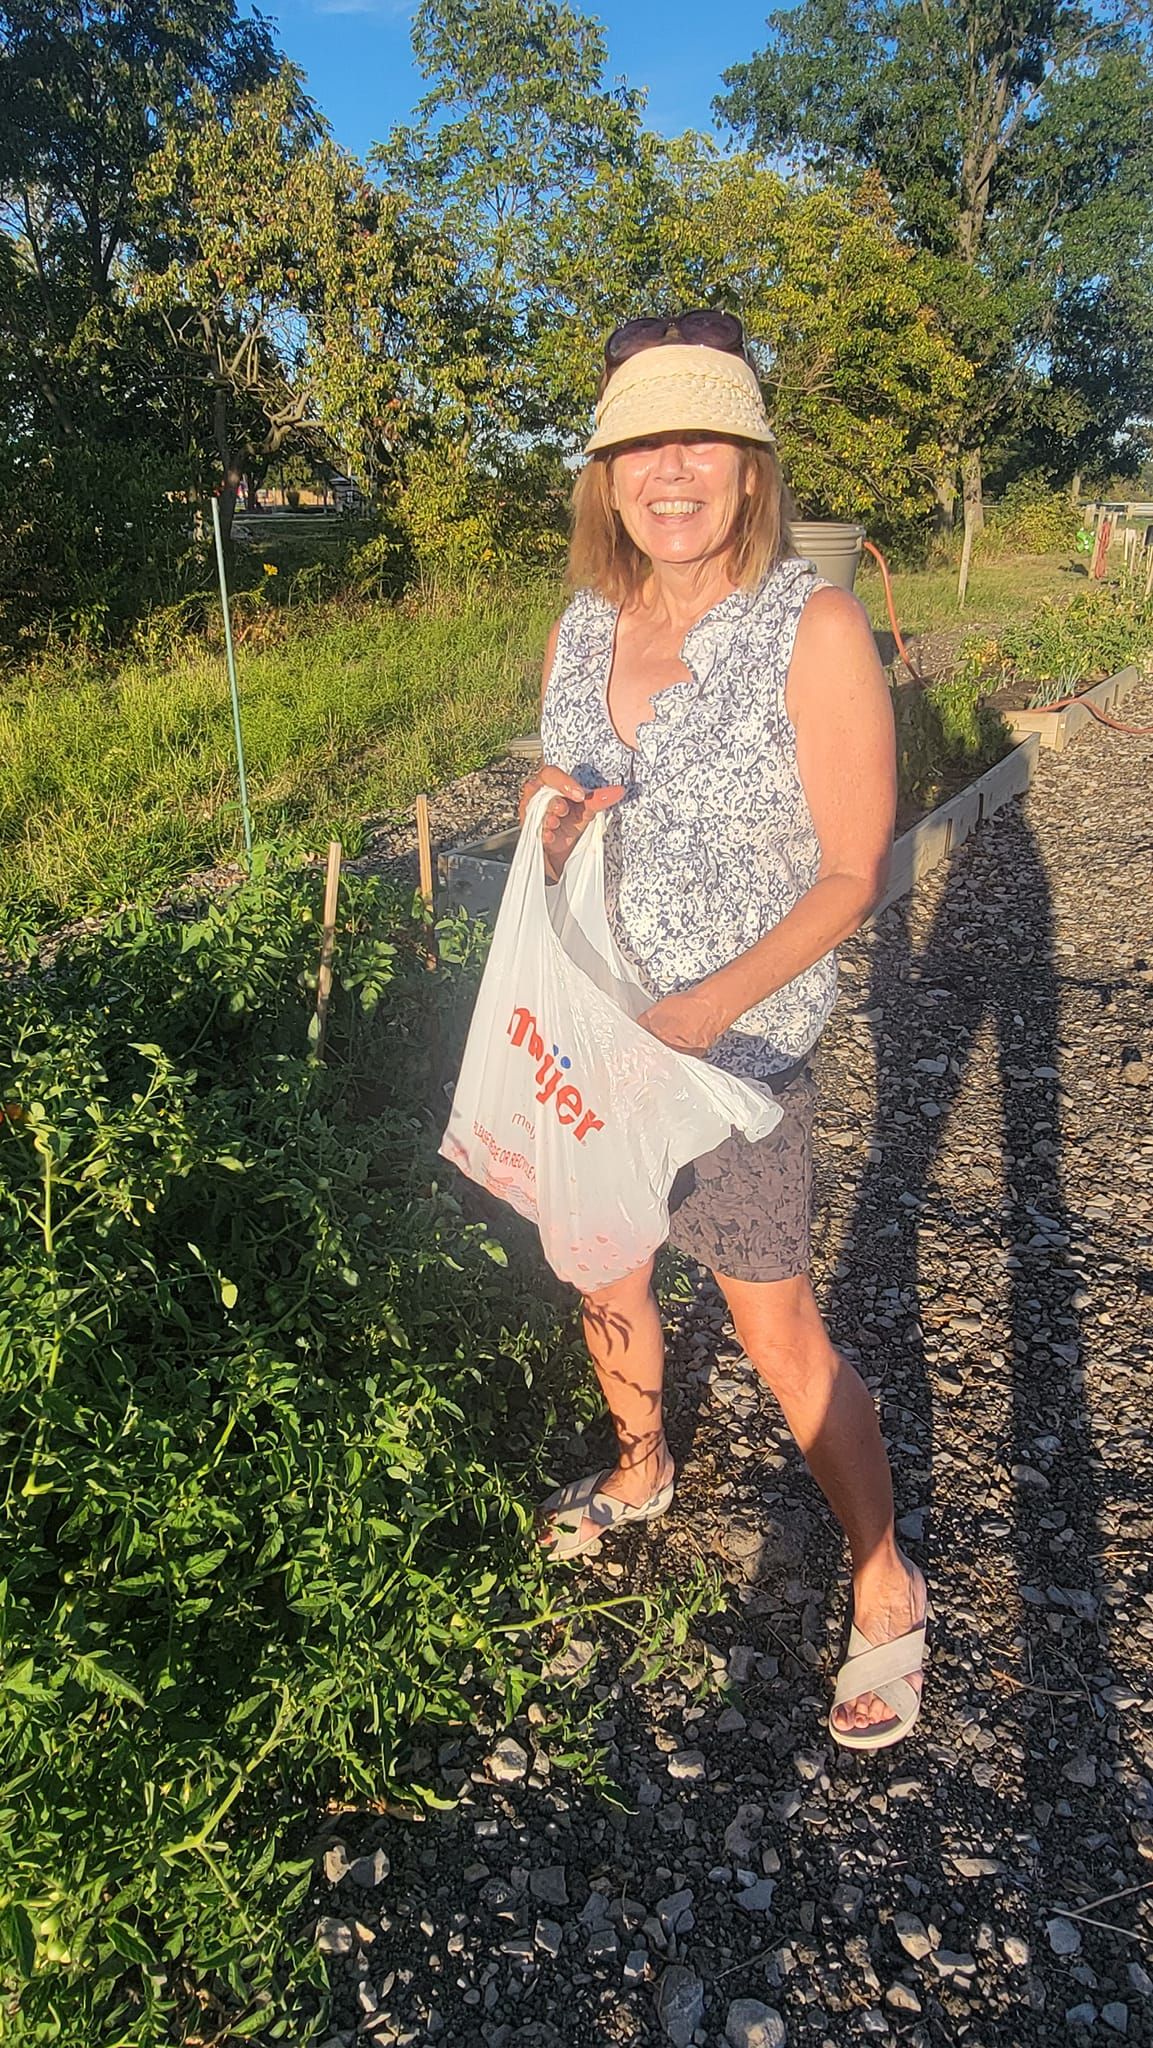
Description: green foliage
xmin=0 ymin=434 xmax=197 ymax=654
xmin=891 ymin=671 xmax=1010 ymax=819
xmin=976 ymin=478 xmax=1083 ymax=559
xmin=541 ymin=141 xmax=971 ymax=538
xmin=717 ymin=0 xmax=1153 ymax=491
xmin=0 ymin=581 xmax=556 ymax=945
xmin=0 ymin=0 xmax=282 ymax=648
xmin=996 ymin=584 xmax=1153 ymax=706
xmin=0 ymin=861 xmax=723 ymax=2040
xmin=135 ymin=69 xmax=425 ymax=532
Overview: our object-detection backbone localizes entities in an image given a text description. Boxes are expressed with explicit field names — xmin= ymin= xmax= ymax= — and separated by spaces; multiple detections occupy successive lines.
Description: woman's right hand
xmin=518 ymin=766 xmax=626 ymax=882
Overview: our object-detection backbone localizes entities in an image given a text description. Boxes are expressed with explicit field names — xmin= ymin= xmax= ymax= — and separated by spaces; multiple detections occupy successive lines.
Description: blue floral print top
xmin=539 ymin=554 xmax=837 ymax=1081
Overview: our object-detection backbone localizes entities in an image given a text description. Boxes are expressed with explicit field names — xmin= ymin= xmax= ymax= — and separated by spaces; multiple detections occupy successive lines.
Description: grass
xmin=855 ymin=549 xmax=1086 ymax=639
xmin=0 ymin=549 xmax=1103 ymax=949
xmin=0 ymin=580 xmax=558 ymax=944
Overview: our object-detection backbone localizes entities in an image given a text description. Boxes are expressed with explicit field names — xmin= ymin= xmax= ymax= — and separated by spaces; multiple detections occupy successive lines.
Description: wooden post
xmin=956 ymin=448 xmax=982 ymax=607
xmin=313 ymin=839 xmax=342 ymax=1059
xmin=1144 ymin=542 xmax=1153 ymax=602
xmin=415 ymin=794 xmax=436 ymax=970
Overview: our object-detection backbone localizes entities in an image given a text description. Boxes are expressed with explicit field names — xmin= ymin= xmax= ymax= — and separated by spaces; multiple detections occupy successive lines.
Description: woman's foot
xmin=830 ymin=1555 xmax=927 ymax=1738
xmin=537 ymin=1441 xmax=675 ymax=1555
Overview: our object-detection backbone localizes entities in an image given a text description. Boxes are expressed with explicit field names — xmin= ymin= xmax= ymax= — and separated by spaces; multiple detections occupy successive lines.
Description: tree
xmin=718 ymin=0 xmax=1153 ymax=590
xmin=0 ymin=0 xmax=281 ymax=640
xmin=372 ymin=0 xmax=645 ymax=538
xmin=540 ymin=141 xmax=972 ymax=542
xmin=135 ymin=69 xmax=424 ymax=540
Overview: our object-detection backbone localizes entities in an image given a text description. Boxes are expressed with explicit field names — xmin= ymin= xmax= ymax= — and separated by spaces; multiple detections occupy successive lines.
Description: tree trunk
xmin=957 ymin=447 xmax=983 ymax=606
xmin=933 ymin=462 xmax=957 ymax=538
xmin=1070 ymin=470 xmax=1082 ymax=505
xmin=212 ymin=385 xmax=245 ymax=550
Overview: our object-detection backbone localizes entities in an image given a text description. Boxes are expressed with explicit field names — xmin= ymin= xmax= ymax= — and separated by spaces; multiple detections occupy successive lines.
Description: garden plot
xmin=311 ymin=678 xmax=1153 ymax=2048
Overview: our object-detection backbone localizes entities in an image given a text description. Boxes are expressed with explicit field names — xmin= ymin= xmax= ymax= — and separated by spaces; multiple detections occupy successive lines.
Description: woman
xmin=519 ymin=311 xmax=927 ymax=1751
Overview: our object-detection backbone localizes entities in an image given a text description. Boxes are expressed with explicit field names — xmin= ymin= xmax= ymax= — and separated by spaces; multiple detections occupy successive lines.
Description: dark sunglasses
xmin=604 ymin=309 xmax=748 ymax=370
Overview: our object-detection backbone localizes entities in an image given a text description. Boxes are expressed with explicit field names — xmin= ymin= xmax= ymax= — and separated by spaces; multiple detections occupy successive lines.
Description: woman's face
xmin=608 ymin=432 xmax=752 ymax=568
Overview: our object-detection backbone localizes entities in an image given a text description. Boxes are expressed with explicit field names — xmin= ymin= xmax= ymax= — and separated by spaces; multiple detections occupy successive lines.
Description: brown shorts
xmin=666 ymin=1059 xmax=816 ymax=1282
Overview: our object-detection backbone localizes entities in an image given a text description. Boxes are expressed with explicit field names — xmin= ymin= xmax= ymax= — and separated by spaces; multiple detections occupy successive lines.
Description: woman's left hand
xmin=637 ymin=982 xmax=732 ymax=1057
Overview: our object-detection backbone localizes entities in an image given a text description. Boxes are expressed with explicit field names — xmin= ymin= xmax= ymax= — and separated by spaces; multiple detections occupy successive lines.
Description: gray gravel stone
xmin=655 ymin=1963 xmax=705 ymax=2046
xmin=667 ymin=1748 xmax=707 ymax=1781
xmin=486 ymin=1737 xmax=529 ymax=1783
xmin=1047 ymin=1916 xmax=1083 ymax=1957
xmin=1102 ymin=2005 xmax=1129 ymax=2035
xmin=527 ymin=1865 xmax=568 ymax=1908
xmin=892 ymin=1913 xmax=932 ymax=1961
xmin=735 ymin=1878 xmax=777 ymax=1914
xmin=724 ymin=1999 xmax=787 ymax=2048
xmin=315 ymin=1917 xmax=353 ymax=1956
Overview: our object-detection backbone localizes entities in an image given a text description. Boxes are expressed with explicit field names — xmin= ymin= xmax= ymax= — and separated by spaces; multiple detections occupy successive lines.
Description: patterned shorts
xmin=666 ymin=1059 xmax=816 ymax=1283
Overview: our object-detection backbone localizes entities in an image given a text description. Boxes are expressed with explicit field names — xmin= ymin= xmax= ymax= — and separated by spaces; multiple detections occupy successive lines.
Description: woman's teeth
xmin=648 ymin=500 xmax=703 ymax=516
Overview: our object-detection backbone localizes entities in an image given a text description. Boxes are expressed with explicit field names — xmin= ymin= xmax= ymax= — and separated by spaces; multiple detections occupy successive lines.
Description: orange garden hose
xmin=862 ymin=538 xmax=925 ymax=682
xmin=862 ymin=536 xmax=1153 ymax=733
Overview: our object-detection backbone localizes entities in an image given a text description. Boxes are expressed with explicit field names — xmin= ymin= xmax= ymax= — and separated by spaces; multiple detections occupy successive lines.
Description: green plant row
xmin=957 ymin=580 xmax=1153 ymax=708
xmin=0 ymin=861 xmax=721 ymax=2044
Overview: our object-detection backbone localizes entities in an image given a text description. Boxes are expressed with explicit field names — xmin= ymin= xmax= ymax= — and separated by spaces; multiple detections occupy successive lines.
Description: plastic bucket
xmin=789 ymin=520 xmax=866 ymax=591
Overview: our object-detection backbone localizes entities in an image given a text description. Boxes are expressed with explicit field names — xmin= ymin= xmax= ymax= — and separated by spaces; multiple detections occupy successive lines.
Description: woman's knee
xmin=718 ymin=1272 xmax=829 ymax=1399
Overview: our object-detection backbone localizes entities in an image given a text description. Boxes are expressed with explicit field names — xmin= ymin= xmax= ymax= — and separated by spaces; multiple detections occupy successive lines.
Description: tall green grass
xmin=0 ymin=581 xmax=559 ymax=945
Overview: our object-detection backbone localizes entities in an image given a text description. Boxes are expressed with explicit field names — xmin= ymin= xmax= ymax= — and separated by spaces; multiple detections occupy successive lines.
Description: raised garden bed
xmin=1001 ymin=662 xmax=1138 ymax=751
xmin=438 ymin=734 xmax=1042 ymax=925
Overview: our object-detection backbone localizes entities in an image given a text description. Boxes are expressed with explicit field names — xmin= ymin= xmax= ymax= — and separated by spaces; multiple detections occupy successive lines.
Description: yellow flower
xmin=262 ymin=561 xmax=278 ymax=576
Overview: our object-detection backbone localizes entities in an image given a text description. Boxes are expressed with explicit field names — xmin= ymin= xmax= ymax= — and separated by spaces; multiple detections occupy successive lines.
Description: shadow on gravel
xmin=824 ymin=802 xmax=1135 ymax=2001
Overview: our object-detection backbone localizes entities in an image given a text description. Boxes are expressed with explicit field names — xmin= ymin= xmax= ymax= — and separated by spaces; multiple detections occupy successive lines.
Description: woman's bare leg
xmin=538 ymin=1254 xmax=674 ymax=1552
xmin=717 ymin=1268 xmax=926 ymax=1733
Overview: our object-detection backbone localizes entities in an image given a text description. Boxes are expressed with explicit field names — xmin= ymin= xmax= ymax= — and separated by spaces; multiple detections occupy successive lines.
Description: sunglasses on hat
xmin=604 ymin=309 xmax=748 ymax=370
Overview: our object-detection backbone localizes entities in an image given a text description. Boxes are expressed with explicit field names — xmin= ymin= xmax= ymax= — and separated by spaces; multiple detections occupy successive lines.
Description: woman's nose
xmin=654 ymin=443 xmax=691 ymax=477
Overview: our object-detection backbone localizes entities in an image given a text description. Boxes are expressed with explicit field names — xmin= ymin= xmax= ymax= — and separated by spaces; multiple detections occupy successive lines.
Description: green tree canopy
xmin=718 ymin=0 xmax=1153 ymax=555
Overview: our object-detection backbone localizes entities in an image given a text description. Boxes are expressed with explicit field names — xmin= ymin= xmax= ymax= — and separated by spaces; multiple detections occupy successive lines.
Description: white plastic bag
xmin=439 ymin=788 xmax=782 ymax=1288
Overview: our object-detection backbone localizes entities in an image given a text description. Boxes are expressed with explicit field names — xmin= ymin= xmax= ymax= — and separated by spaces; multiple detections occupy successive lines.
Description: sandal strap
xmin=539 ymin=1469 xmax=673 ymax=1559
xmin=832 ymin=1622 xmax=927 ymax=1711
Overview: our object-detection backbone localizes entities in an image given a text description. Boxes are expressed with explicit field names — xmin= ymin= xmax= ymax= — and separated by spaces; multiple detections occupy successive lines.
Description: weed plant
xmin=0 ymin=864 xmax=718 ymax=2043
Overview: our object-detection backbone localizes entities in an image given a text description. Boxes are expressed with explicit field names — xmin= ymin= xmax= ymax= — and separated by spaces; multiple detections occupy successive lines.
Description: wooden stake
xmin=313 ymin=839 xmax=342 ymax=1060
xmin=415 ymin=793 xmax=436 ymax=970
xmin=1144 ymin=542 xmax=1153 ymax=601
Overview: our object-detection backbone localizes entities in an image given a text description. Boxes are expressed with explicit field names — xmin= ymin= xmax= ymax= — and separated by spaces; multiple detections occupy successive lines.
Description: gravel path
xmin=314 ymin=683 xmax=1153 ymax=2048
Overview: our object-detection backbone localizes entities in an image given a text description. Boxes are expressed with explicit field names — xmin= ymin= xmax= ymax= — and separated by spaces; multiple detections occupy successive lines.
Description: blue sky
xmin=268 ymin=0 xmax=774 ymax=161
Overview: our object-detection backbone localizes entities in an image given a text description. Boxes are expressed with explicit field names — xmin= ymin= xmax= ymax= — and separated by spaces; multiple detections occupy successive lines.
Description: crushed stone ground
xmin=313 ymin=681 xmax=1153 ymax=2048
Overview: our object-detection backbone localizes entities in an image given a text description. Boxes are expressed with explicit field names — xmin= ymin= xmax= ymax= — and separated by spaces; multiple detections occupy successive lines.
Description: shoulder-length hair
xmin=568 ymin=440 xmax=792 ymax=606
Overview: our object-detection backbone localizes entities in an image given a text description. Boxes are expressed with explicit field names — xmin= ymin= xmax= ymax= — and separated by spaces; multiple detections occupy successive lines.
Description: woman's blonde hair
xmin=568 ymin=439 xmax=792 ymax=606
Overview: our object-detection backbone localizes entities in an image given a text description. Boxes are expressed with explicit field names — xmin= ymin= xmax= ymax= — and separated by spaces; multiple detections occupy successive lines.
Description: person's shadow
xmin=826 ymin=786 xmax=1132 ymax=1891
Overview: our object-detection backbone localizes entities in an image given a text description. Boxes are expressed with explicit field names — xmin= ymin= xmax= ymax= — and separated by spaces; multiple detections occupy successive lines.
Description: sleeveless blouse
xmin=539 ymin=555 xmax=837 ymax=1082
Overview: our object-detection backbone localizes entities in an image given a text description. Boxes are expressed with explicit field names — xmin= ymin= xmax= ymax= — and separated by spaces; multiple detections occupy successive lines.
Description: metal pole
xmin=210 ymin=494 xmax=254 ymax=864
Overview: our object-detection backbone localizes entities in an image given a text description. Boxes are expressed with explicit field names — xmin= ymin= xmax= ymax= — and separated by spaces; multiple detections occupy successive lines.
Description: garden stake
xmin=210 ymin=494 xmax=254 ymax=863
xmin=313 ymin=839 xmax=342 ymax=1060
xmin=416 ymin=792 xmax=436 ymax=969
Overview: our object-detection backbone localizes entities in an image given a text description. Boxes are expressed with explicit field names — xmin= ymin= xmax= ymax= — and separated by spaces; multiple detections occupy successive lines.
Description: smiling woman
xmin=510 ymin=310 xmax=929 ymax=1754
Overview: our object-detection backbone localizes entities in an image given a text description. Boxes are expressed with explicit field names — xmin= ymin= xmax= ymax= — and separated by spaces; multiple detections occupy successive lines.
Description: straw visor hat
xmin=584 ymin=342 xmax=776 ymax=455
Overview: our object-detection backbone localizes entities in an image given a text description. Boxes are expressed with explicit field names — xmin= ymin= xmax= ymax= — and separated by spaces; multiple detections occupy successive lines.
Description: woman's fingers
xmin=518 ymin=765 xmax=590 ymax=822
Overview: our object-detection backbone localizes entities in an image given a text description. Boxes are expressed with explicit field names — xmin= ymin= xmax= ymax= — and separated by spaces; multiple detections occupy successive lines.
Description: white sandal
xmin=536 ymin=1466 xmax=675 ymax=1563
xmin=828 ymin=1608 xmax=929 ymax=1751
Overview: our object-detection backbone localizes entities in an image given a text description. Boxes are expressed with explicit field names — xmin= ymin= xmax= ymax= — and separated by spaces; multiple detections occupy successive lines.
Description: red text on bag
xmin=507 ymin=1007 xmax=605 ymax=1142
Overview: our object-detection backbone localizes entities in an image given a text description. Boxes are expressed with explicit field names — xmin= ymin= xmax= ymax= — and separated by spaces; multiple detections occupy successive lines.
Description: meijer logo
xmin=507 ymin=1007 xmax=605 ymax=1142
